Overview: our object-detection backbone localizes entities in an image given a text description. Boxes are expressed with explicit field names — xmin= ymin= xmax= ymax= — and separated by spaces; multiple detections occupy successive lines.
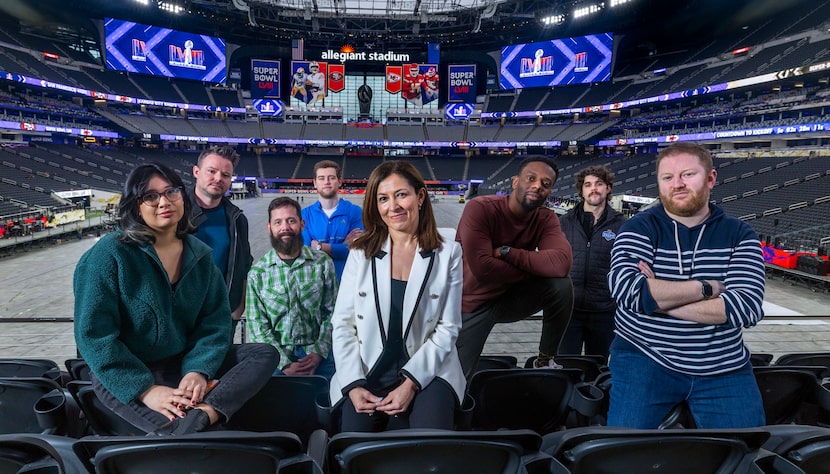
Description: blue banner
xmin=500 ymin=33 xmax=613 ymax=90
xmin=251 ymin=59 xmax=281 ymax=99
xmin=253 ymin=99 xmax=283 ymax=117
xmin=448 ymin=65 xmax=476 ymax=103
xmin=104 ymin=18 xmax=226 ymax=83
xmin=446 ymin=103 xmax=475 ymax=121
xmin=428 ymin=43 xmax=440 ymax=65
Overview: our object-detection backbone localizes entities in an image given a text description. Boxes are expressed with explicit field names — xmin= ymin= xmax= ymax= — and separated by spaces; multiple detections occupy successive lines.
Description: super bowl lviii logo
xmin=132 ymin=39 xmax=147 ymax=61
xmin=574 ymin=52 xmax=588 ymax=73
xmin=520 ymin=49 xmax=554 ymax=78
xmin=169 ymin=40 xmax=205 ymax=70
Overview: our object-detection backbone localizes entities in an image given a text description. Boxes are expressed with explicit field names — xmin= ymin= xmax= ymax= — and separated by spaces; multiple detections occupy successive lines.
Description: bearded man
xmin=455 ymin=156 xmax=574 ymax=380
xmin=246 ymin=197 xmax=338 ymax=380
xmin=606 ymin=142 xmax=766 ymax=429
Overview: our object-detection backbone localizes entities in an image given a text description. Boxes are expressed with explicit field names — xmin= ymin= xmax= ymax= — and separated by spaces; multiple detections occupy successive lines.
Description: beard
xmin=270 ymin=232 xmax=302 ymax=256
xmin=519 ymin=192 xmax=546 ymax=212
xmin=583 ymin=192 xmax=606 ymax=207
xmin=661 ymin=187 xmax=710 ymax=217
xmin=317 ymin=188 xmax=338 ymax=199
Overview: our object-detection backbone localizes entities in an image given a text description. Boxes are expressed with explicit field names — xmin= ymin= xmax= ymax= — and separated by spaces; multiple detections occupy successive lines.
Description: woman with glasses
xmin=74 ymin=163 xmax=279 ymax=435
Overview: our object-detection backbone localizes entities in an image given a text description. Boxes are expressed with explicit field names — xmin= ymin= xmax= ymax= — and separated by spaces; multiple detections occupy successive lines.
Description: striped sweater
xmin=608 ymin=203 xmax=765 ymax=375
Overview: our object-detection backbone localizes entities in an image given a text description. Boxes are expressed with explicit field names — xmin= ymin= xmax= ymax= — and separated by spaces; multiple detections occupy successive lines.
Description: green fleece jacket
xmin=73 ymin=232 xmax=232 ymax=404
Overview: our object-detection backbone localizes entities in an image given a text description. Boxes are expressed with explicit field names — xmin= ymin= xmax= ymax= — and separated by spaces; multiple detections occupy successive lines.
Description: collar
xmin=372 ymin=249 xmax=435 ymax=259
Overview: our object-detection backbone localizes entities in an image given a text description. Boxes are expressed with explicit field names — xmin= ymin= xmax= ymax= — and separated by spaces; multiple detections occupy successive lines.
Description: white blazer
xmin=329 ymin=237 xmax=466 ymax=405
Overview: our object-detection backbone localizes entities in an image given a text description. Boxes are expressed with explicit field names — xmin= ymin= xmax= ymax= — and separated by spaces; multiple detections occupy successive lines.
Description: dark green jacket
xmin=73 ymin=232 xmax=232 ymax=404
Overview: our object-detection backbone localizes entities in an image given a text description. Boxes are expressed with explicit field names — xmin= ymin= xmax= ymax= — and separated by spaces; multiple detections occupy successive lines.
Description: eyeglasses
xmin=140 ymin=187 xmax=183 ymax=206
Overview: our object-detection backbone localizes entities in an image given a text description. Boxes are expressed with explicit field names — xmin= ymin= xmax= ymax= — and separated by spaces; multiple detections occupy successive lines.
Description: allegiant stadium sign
xmin=320 ymin=50 xmax=411 ymax=63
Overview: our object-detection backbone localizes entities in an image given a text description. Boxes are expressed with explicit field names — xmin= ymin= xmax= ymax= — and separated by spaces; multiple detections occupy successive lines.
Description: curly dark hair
xmin=117 ymin=163 xmax=195 ymax=244
xmin=575 ymin=165 xmax=615 ymax=203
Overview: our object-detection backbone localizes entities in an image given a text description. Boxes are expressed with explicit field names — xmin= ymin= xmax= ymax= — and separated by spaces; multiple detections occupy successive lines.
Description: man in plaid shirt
xmin=246 ymin=197 xmax=338 ymax=380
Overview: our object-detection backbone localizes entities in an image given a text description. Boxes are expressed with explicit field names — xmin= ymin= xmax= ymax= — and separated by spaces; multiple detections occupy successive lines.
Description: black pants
xmin=456 ymin=276 xmax=574 ymax=380
xmin=93 ymin=343 xmax=279 ymax=433
xmin=558 ymin=309 xmax=616 ymax=359
xmin=340 ymin=378 xmax=457 ymax=432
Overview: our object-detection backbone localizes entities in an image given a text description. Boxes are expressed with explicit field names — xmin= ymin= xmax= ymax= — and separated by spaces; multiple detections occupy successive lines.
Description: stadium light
xmin=610 ymin=0 xmax=633 ymax=7
xmin=132 ymin=0 xmax=150 ymax=4
xmin=540 ymin=13 xmax=566 ymax=26
xmin=573 ymin=3 xmax=604 ymax=19
xmin=158 ymin=1 xmax=184 ymax=14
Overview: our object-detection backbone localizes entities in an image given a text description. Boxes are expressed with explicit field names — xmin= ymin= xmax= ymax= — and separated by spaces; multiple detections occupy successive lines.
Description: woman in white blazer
xmin=330 ymin=161 xmax=466 ymax=432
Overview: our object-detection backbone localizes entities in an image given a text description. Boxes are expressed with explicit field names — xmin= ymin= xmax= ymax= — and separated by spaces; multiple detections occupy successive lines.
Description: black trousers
xmin=93 ymin=343 xmax=279 ymax=433
xmin=456 ymin=276 xmax=574 ymax=380
xmin=339 ymin=378 xmax=457 ymax=432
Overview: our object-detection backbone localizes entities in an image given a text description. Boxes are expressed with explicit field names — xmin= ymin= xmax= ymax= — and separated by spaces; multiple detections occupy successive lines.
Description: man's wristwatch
xmin=700 ymin=279 xmax=714 ymax=300
xmin=315 ymin=242 xmax=323 ymax=251
xmin=499 ymin=245 xmax=510 ymax=259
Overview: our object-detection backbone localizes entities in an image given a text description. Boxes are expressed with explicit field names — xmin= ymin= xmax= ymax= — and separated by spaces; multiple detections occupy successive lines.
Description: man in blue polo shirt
xmin=301 ymin=160 xmax=363 ymax=281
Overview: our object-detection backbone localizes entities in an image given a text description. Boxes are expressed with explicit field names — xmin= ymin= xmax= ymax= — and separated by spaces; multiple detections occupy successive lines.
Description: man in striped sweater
xmin=606 ymin=142 xmax=766 ymax=429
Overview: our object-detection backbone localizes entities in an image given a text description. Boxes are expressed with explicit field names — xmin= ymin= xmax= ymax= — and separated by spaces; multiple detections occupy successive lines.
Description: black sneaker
xmin=170 ymin=408 xmax=211 ymax=435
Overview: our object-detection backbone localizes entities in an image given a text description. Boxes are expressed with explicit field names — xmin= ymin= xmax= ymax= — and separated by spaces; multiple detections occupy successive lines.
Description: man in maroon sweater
xmin=455 ymin=156 xmax=574 ymax=379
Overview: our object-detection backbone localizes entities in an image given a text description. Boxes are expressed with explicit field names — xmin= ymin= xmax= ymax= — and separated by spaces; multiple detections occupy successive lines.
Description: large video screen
xmin=500 ymin=33 xmax=613 ymax=90
xmin=104 ymin=18 xmax=226 ymax=83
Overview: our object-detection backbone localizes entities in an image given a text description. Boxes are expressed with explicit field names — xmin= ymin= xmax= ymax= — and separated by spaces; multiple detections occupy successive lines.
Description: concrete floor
xmin=1 ymin=194 xmax=828 ymax=367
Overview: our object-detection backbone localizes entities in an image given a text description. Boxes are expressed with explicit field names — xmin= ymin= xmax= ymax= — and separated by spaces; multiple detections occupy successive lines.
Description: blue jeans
xmin=607 ymin=337 xmax=765 ymax=429
xmin=273 ymin=346 xmax=335 ymax=381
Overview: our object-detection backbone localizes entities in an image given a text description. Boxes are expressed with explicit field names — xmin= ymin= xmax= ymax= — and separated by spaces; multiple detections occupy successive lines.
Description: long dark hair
xmin=117 ymin=163 xmax=195 ymax=244
xmin=353 ymin=160 xmax=442 ymax=258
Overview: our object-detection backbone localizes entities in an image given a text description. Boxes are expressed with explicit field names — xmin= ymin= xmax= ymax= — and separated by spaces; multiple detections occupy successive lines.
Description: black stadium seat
xmin=543 ymin=426 xmax=803 ymax=474
xmin=326 ymin=429 xmax=562 ymax=474
xmin=74 ymin=431 xmax=320 ymax=474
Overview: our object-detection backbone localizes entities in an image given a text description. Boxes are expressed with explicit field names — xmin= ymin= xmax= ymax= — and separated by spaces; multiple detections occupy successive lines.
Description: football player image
xmin=422 ymin=66 xmax=439 ymax=104
xmin=306 ymin=61 xmax=326 ymax=106
xmin=402 ymin=63 xmax=423 ymax=106
xmin=292 ymin=67 xmax=309 ymax=102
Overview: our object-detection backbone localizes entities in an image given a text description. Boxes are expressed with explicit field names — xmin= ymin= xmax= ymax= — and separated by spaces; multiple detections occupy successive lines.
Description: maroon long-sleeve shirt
xmin=455 ymin=195 xmax=573 ymax=313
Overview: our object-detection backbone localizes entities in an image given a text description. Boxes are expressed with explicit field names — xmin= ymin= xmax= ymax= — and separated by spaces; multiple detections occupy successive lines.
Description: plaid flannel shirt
xmin=246 ymin=245 xmax=337 ymax=367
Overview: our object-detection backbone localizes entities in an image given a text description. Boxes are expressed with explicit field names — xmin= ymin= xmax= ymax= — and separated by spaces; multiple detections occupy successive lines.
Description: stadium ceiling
xmin=236 ymin=0 xmax=508 ymax=16
xmin=9 ymin=0 xmax=807 ymax=56
xmin=179 ymin=0 xmax=626 ymax=49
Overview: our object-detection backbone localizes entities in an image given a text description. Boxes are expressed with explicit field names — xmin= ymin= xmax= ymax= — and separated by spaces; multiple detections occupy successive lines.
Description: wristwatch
xmin=700 ymin=280 xmax=713 ymax=300
xmin=499 ymin=245 xmax=510 ymax=259
xmin=315 ymin=242 xmax=323 ymax=251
